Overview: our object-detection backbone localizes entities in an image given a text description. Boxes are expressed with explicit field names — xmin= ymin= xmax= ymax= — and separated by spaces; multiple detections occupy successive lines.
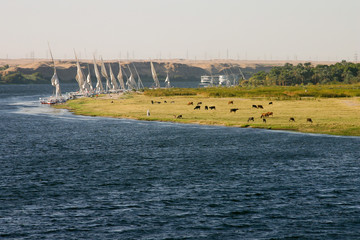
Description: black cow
xmin=289 ymin=117 xmax=295 ymax=122
xmin=230 ymin=108 xmax=239 ymax=113
xmin=194 ymin=106 xmax=201 ymax=110
xmin=257 ymin=105 xmax=264 ymax=109
xmin=307 ymin=118 xmax=313 ymax=123
xmin=209 ymin=106 xmax=216 ymax=110
xmin=247 ymin=117 xmax=254 ymax=122
xmin=252 ymin=105 xmax=258 ymax=108
xmin=205 ymin=106 xmax=208 ymax=110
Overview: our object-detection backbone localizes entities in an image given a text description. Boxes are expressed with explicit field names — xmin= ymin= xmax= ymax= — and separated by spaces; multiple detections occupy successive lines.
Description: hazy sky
xmin=1 ymin=0 xmax=359 ymax=61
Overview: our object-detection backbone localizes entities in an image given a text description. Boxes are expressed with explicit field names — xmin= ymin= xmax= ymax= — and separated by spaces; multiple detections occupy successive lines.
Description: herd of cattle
xmin=150 ymin=99 xmax=313 ymax=124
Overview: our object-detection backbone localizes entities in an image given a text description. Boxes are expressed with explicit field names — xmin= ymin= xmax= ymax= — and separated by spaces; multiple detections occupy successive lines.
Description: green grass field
xmin=55 ymin=89 xmax=360 ymax=136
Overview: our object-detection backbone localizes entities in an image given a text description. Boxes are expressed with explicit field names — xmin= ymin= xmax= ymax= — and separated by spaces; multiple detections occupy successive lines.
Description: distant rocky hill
xmin=0 ymin=59 xmax=333 ymax=84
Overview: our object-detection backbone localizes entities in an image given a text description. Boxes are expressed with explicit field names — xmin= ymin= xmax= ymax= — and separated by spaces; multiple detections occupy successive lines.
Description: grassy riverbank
xmin=54 ymin=88 xmax=360 ymax=136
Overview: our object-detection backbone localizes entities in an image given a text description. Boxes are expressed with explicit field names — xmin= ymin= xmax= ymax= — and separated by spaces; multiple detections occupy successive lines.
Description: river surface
xmin=0 ymin=84 xmax=360 ymax=239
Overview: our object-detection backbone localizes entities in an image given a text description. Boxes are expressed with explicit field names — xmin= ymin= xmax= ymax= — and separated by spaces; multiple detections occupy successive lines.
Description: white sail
xmin=108 ymin=63 xmax=119 ymax=90
xmin=86 ymin=64 xmax=93 ymax=91
xmin=51 ymin=72 xmax=61 ymax=97
xmin=100 ymin=57 xmax=111 ymax=91
xmin=74 ymin=50 xmax=87 ymax=93
xmin=93 ymin=56 xmax=104 ymax=93
xmin=126 ymin=65 xmax=138 ymax=90
xmin=117 ymin=62 xmax=125 ymax=90
xmin=164 ymin=73 xmax=171 ymax=88
xmin=150 ymin=62 xmax=161 ymax=88
xmin=48 ymin=43 xmax=61 ymax=97
xmin=133 ymin=63 xmax=144 ymax=89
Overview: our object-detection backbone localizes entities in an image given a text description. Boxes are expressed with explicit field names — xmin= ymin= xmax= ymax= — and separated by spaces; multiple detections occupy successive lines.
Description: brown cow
xmin=228 ymin=101 xmax=234 ymax=104
xmin=230 ymin=108 xmax=239 ymax=113
xmin=197 ymin=102 xmax=202 ymax=105
xmin=267 ymin=112 xmax=273 ymax=117
xmin=260 ymin=112 xmax=269 ymax=118
xmin=257 ymin=105 xmax=264 ymax=109
xmin=187 ymin=102 xmax=193 ymax=105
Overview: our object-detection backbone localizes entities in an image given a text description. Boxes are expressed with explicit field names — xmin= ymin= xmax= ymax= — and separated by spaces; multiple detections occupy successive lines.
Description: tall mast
xmin=48 ymin=43 xmax=61 ymax=97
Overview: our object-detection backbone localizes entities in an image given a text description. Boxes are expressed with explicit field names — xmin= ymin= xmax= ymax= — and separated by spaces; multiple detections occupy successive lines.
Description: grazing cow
xmin=164 ymin=100 xmax=167 ymax=103
xmin=197 ymin=102 xmax=202 ymax=105
xmin=247 ymin=117 xmax=254 ymax=122
xmin=187 ymin=102 xmax=193 ymax=105
xmin=252 ymin=105 xmax=258 ymax=109
xmin=289 ymin=117 xmax=295 ymax=122
xmin=205 ymin=106 xmax=208 ymax=110
xmin=263 ymin=118 xmax=267 ymax=123
xmin=111 ymin=101 xmax=114 ymax=103
xmin=151 ymin=100 xmax=154 ymax=104
xmin=156 ymin=101 xmax=161 ymax=104
xmin=257 ymin=105 xmax=264 ymax=109
xmin=269 ymin=102 xmax=273 ymax=105
xmin=209 ymin=106 xmax=216 ymax=110
xmin=194 ymin=106 xmax=201 ymax=110
xmin=170 ymin=101 xmax=175 ymax=103
xmin=230 ymin=108 xmax=239 ymax=113
xmin=228 ymin=101 xmax=234 ymax=104
xmin=267 ymin=112 xmax=273 ymax=117
xmin=177 ymin=115 xmax=183 ymax=119
xmin=260 ymin=113 xmax=268 ymax=118
xmin=307 ymin=118 xmax=313 ymax=123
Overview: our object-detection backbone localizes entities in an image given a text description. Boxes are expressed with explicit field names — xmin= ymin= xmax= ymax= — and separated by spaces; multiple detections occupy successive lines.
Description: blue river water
xmin=0 ymin=84 xmax=360 ymax=239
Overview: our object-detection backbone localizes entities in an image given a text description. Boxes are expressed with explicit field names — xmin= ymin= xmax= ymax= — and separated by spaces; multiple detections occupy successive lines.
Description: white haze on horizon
xmin=1 ymin=0 xmax=359 ymax=62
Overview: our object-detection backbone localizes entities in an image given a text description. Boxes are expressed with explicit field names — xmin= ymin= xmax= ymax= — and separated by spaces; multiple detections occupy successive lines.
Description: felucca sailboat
xmin=150 ymin=62 xmax=161 ymax=88
xmin=40 ymin=44 xmax=66 ymax=104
